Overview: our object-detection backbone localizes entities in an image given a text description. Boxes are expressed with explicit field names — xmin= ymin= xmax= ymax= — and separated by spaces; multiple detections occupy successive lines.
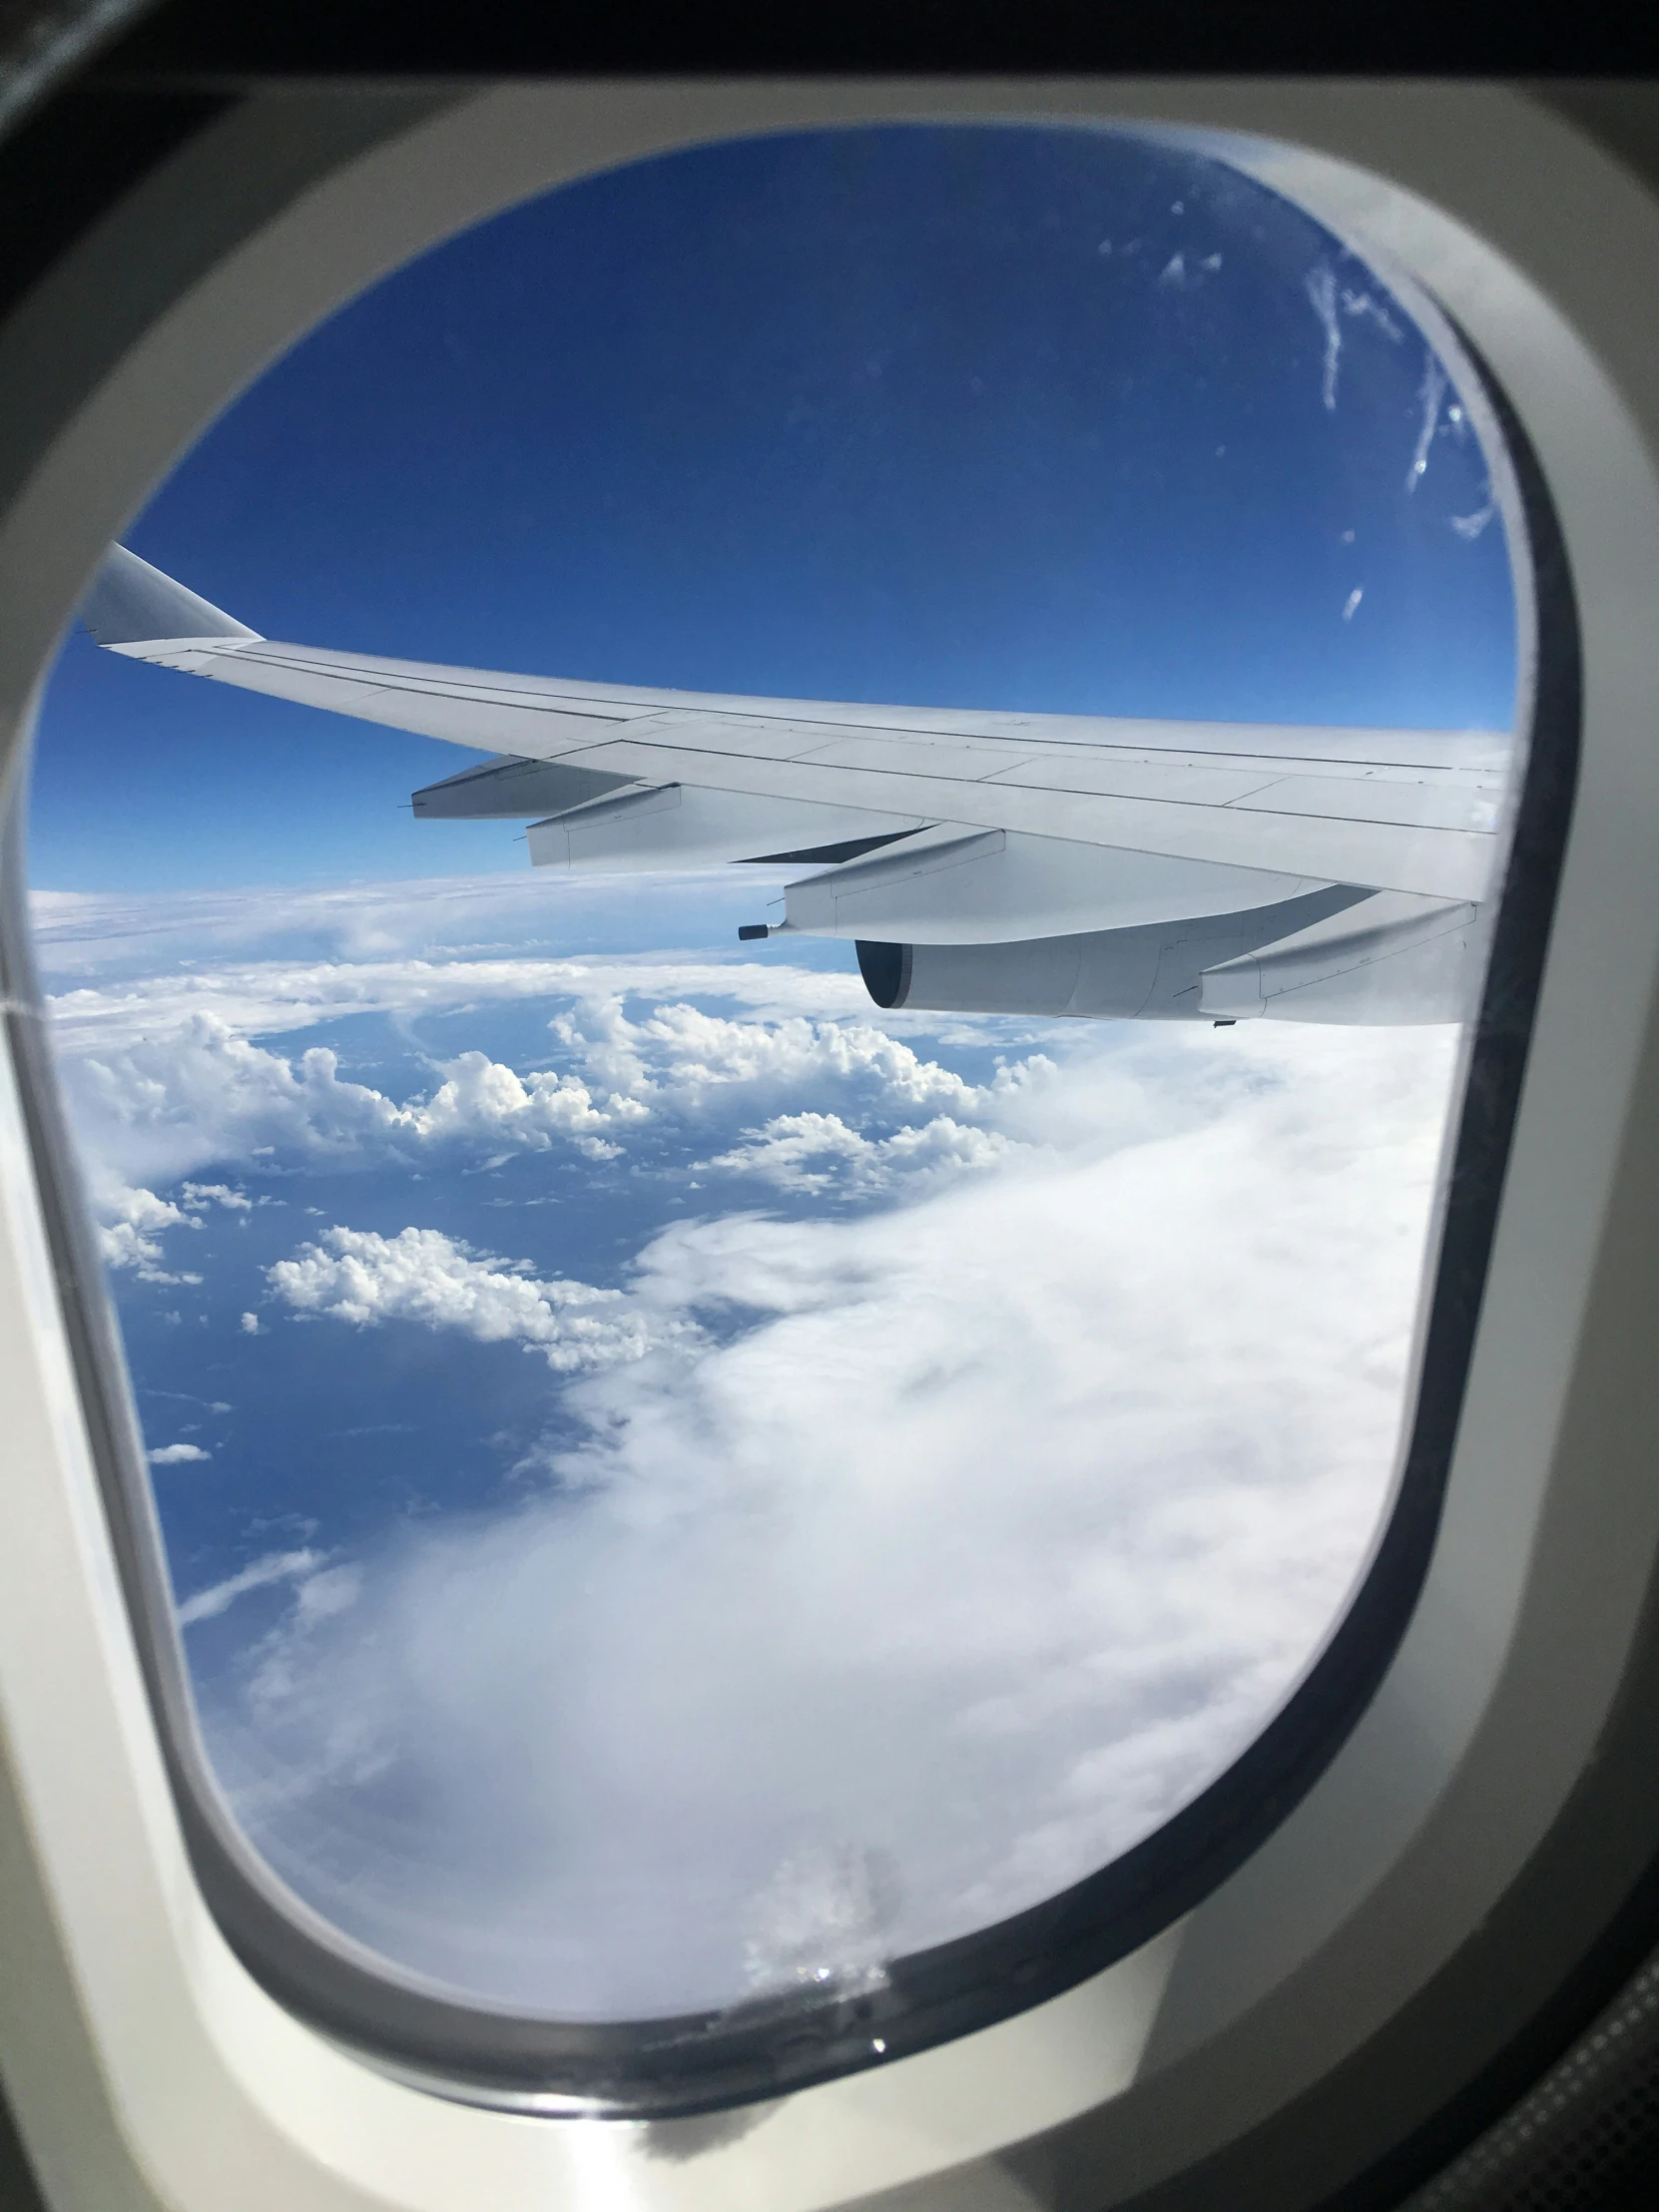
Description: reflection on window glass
xmin=31 ymin=125 xmax=1519 ymax=2022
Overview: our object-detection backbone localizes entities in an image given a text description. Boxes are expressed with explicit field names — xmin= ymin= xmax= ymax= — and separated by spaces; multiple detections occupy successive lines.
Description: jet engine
xmin=855 ymin=885 xmax=1484 ymax=1024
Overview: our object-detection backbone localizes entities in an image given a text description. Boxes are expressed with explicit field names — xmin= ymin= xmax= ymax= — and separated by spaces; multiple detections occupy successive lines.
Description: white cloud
xmin=48 ymin=949 xmax=1045 ymax=1205
xmin=55 ymin=1014 xmax=639 ymax=1191
xmin=41 ymin=873 xmax=1481 ymax=2016
xmin=181 ymin=1181 xmax=253 ymax=1210
xmin=94 ymin=1182 xmax=203 ymax=1282
xmin=704 ymin=1108 xmax=1013 ymax=1194
xmin=554 ymin=996 xmax=988 ymax=1119
xmin=406 ymin=1049 xmax=637 ymax=1160
xmin=148 ymin=1441 xmax=211 ymax=1465
xmin=268 ymin=1226 xmax=684 ymax=1373
xmin=198 ymin=1019 xmax=1464 ymax=2017
xmin=30 ymin=868 xmax=795 ymax=984
xmin=178 ymin=1547 xmax=324 ymax=1626
xmin=42 ymin=947 xmax=870 ymax=1062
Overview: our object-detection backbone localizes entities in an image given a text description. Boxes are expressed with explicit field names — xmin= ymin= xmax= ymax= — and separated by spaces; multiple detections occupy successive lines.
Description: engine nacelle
xmin=1198 ymin=890 xmax=1486 ymax=1023
xmin=856 ymin=886 xmax=1485 ymax=1024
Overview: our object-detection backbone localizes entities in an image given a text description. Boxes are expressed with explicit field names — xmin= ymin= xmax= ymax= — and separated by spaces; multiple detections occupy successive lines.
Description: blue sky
xmin=30 ymin=122 xmax=1513 ymax=893
xmin=24 ymin=126 xmax=1515 ymax=2015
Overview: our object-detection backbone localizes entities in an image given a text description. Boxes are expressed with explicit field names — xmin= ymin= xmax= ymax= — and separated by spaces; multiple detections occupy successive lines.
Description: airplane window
xmin=23 ymin=122 xmax=1533 ymax=2101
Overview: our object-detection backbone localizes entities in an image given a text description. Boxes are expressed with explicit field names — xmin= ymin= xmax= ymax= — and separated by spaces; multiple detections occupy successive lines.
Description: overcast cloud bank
xmin=41 ymin=880 xmax=1467 ymax=2016
xmin=188 ymin=991 xmax=1459 ymax=2015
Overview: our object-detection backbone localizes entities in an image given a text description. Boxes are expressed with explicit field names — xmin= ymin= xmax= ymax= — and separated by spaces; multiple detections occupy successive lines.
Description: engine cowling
xmin=855 ymin=885 xmax=1377 ymax=1021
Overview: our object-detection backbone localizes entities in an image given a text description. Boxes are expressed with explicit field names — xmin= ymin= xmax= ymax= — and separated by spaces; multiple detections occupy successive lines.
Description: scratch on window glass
xmin=1341 ymin=288 xmax=1403 ymax=341
xmin=1407 ymin=353 xmax=1449 ymax=492
xmin=1306 ymin=265 xmax=1342 ymax=409
xmin=1451 ymin=502 xmax=1495 ymax=540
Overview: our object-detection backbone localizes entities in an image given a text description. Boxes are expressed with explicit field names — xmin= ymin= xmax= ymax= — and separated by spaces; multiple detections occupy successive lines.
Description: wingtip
xmin=80 ymin=543 xmax=263 ymax=648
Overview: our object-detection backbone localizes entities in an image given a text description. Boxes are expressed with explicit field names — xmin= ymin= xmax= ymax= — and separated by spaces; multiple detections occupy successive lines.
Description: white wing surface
xmin=80 ymin=544 xmax=1509 ymax=1017
xmin=83 ymin=546 xmax=1506 ymax=899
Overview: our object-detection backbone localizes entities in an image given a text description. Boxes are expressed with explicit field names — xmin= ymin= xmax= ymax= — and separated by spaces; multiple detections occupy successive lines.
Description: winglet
xmin=80 ymin=543 xmax=263 ymax=648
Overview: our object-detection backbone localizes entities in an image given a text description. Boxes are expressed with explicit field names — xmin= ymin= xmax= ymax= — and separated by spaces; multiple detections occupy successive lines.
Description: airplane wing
xmin=79 ymin=543 xmax=1509 ymax=1002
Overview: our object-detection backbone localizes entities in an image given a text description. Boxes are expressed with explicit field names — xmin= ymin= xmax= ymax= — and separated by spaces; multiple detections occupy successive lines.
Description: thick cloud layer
xmin=42 ymin=875 xmax=1465 ymax=2019
xmin=201 ymin=1010 xmax=1457 ymax=2017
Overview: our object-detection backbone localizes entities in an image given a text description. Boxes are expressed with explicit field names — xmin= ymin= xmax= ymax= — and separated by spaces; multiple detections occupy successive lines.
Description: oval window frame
xmin=0 ymin=80 xmax=1655 ymax=2212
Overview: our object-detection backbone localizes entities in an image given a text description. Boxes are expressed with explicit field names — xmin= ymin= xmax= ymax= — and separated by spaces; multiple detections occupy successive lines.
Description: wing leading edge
xmin=81 ymin=544 xmax=1510 ymax=1022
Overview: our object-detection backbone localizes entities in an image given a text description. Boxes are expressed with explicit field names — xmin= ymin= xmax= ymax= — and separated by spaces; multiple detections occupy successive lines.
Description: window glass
xmin=29 ymin=126 xmax=1520 ymax=2026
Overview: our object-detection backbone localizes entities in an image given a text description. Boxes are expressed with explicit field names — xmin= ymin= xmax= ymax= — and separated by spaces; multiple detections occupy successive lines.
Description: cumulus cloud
xmin=409 ymin=1049 xmax=636 ymax=1159
xmin=268 ymin=1225 xmax=682 ymax=1373
xmin=50 ymin=949 xmax=1046 ymax=1211
xmin=703 ymin=1109 xmax=1013 ymax=1194
xmin=57 ymin=1014 xmax=640 ymax=1191
xmin=555 ymin=996 xmax=988 ymax=1120
xmin=149 ymin=1441 xmax=211 ymax=1465
xmin=94 ymin=1182 xmax=202 ymax=1282
xmin=195 ymin=1020 xmax=1463 ymax=2018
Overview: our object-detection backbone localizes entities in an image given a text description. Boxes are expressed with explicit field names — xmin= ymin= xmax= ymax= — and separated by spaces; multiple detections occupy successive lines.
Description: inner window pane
xmin=29 ymin=124 xmax=1521 ymax=2021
